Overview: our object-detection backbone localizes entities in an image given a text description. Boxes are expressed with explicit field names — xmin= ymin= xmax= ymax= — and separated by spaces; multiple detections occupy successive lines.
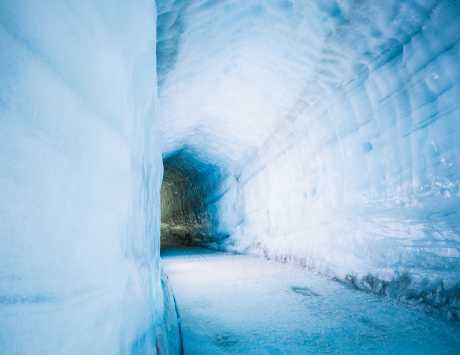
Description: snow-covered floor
xmin=161 ymin=248 xmax=460 ymax=355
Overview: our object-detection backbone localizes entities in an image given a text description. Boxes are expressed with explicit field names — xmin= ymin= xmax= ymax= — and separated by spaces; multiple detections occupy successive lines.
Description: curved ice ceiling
xmin=157 ymin=0 xmax=316 ymax=168
xmin=157 ymin=0 xmax=460 ymax=317
xmin=157 ymin=0 xmax=460 ymax=170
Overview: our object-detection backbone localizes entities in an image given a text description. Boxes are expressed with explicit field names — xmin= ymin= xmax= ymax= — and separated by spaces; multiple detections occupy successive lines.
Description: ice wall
xmin=0 ymin=1 xmax=179 ymax=354
xmin=158 ymin=0 xmax=460 ymax=319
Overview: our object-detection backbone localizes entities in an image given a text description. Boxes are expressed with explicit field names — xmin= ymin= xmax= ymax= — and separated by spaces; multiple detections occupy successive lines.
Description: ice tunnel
xmin=158 ymin=0 xmax=460 ymax=316
xmin=160 ymin=148 xmax=225 ymax=248
xmin=1 ymin=0 xmax=460 ymax=354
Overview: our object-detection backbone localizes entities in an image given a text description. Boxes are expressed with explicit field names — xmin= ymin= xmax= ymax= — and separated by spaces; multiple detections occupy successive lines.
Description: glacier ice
xmin=0 ymin=1 xmax=179 ymax=354
xmin=2 ymin=0 xmax=460 ymax=353
xmin=158 ymin=0 xmax=460 ymax=319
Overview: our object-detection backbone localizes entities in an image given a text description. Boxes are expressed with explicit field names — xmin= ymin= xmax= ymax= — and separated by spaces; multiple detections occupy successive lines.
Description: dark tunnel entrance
xmin=160 ymin=149 xmax=223 ymax=249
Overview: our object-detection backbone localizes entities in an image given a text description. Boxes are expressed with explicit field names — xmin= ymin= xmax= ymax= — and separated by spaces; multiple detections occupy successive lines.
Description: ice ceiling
xmin=157 ymin=0 xmax=460 ymax=317
xmin=157 ymin=0 xmax=460 ymax=169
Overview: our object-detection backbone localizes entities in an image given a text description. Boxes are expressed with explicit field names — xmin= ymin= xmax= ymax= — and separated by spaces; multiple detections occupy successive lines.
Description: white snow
xmin=162 ymin=248 xmax=460 ymax=354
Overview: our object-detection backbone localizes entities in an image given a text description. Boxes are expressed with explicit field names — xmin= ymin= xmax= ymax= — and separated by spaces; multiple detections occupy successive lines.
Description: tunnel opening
xmin=160 ymin=148 xmax=223 ymax=250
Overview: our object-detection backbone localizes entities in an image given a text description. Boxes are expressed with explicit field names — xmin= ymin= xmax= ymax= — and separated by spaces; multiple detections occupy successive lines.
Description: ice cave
xmin=1 ymin=0 xmax=460 ymax=354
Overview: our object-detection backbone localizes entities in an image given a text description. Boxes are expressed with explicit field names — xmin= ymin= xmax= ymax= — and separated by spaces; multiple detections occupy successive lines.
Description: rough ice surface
xmin=157 ymin=0 xmax=460 ymax=319
xmin=160 ymin=149 xmax=223 ymax=247
xmin=162 ymin=248 xmax=460 ymax=354
xmin=2 ymin=0 xmax=460 ymax=353
xmin=0 ymin=1 xmax=179 ymax=354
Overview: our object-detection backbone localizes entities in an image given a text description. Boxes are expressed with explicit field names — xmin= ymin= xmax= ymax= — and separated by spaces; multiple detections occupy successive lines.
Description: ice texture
xmin=160 ymin=149 xmax=223 ymax=247
xmin=162 ymin=248 xmax=460 ymax=354
xmin=157 ymin=0 xmax=460 ymax=318
xmin=0 ymin=1 xmax=179 ymax=354
xmin=2 ymin=0 xmax=460 ymax=352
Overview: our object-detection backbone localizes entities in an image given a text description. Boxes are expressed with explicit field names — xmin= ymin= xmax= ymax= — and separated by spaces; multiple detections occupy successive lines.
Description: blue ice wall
xmin=0 ymin=1 xmax=176 ymax=354
xmin=158 ymin=0 xmax=460 ymax=319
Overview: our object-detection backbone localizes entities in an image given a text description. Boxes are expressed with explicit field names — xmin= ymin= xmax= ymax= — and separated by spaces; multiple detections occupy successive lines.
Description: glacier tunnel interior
xmin=160 ymin=149 xmax=224 ymax=248
xmin=2 ymin=0 xmax=460 ymax=354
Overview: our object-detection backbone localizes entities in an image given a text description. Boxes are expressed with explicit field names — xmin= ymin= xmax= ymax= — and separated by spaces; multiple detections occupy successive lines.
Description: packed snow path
xmin=161 ymin=248 xmax=460 ymax=355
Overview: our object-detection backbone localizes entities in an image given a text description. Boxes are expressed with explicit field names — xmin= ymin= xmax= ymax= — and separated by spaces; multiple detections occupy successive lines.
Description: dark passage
xmin=160 ymin=149 xmax=223 ymax=249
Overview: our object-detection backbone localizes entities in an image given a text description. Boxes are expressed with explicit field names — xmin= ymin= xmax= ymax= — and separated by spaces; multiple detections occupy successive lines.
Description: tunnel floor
xmin=161 ymin=247 xmax=460 ymax=355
